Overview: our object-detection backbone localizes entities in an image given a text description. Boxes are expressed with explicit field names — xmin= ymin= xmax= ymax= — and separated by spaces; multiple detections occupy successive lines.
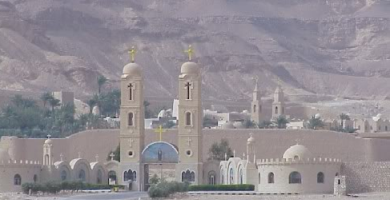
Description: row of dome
xmin=123 ymin=62 xmax=200 ymax=76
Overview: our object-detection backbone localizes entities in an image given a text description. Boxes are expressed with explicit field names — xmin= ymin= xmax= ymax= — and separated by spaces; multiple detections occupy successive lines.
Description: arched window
xmin=275 ymin=107 xmax=278 ymax=114
xmin=128 ymin=113 xmax=134 ymax=126
xmin=97 ymin=169 xmax=103 ymax=184
xmin=125 ymin=170 xmax=136 ymax=181
xmin=108 ymin=171 xmax=117 ymax=185
xmin=33 ymin=174 xmax=38 ymax=183
xmin=289 ymin=171 xmax=301 ymax=184
xmin=239 ymin=169 xmax=243 ymax=184
xmin=14 ymin=174 xmax=21 ymax=185
xmin=229 ymin=168 xmax=234 ymax=184
xmin=78 ymin=169 xmax=86 ymax=182
xmin=45 ymin=154 xmax=49 ymax=165
xmin=268 ymin=172 xmax=274 ymax=184
xmin=61 ymin=170 xmax=67 ymax=181
xmin=258 ymin=173 xmax=261 ymax=184
xmin=294 ymin=155 xmax=299 ymax=160
xmin=253 ymin=105 xmax=256 ymax=113
xmin=124 ymin=171 xmax=128 ymax=181
xmin=386 ymin=126 xmax=388 ymax=131
xmin=317 ymin=172 xmax=324 ymax=183
xmin=186 ymin=112 xmax=192 ymax=126
xmin=208 ymin=171 xmax=216 ymax=185
xmin=182 ymin=170 xmax=195 ymax=182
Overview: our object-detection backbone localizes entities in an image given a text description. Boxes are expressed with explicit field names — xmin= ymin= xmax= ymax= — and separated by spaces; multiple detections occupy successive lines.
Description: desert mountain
xmin=0 ymin=0 xmax=389 ymax=102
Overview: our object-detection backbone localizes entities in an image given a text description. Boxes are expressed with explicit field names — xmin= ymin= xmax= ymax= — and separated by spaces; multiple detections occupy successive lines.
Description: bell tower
xmin=250 ymin=78 xmax=262 ymax=125
xmin=271 ymin=85 xmax=285 ymax=121
xmin=119 ymin=50 xmax=144 ymax=191
xmin=176 ymin=59 xmax=203 ymax=184
xmin=43 ymin=135 xmax=53 ymax=167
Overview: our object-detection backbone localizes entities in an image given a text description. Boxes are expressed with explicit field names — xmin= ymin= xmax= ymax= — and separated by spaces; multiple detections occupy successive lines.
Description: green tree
xmin=87 ymin=99 xmax=97 ymax=114
xmin=259 ymin=120 xmax=272 ymax=129
xmin=107 ymin=144 xmax=120 ymax=162
xmin=243 ymin=119 xmax=256 ymax=128
xmin=208 ymin=139 xmax=233 ymax=160
xmin=308 ymin=116 xmax=324 ymax=130
xmin=48 ymin=98 xmax=60 ymax=112
xmin=98 ymin=90 xmax=120 ymax=117
xmin=276 ymin=116 xmax=288 ymax=129
xmin=97 ymin=75 xmax=108 ymax=94
xmin=40 ymin=92 xmax=54 ymax=108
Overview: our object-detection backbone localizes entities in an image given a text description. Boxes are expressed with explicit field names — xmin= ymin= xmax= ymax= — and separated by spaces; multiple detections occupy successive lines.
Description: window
xmin=78 ymin=169 xmax=86 ymax=182
xmin=294 ymin=155 xmax=299 ymax=160
xmin=289 ymin=171 xmax=301 ymax=184
xmin=229 ymin=168 xmax=234 ymax=184
xmin=182 ymin=170 xmax=195 ymax=182
xmin=379 ymin=126 xmax=381 ymax=131
xmin=317 ymin=172 xmax=324 ymax=183
xmin=268 ymin=172 xmax=274 ymax=184
xmin=124 ymin=170 xmax=136 ymax=182
xmin=33 ymin=174 xmax=38 ymax=183
xmin=97 ymin=169 xmax=103 ymax=184
xmin=208 ymin=171 xmax=216 ymax=185
xmin=128 ymin=113 xmax=134 ymax=126
xmin=14 ymin=174 xmax=22 ymax=185
xmin=239 ymin=169 xmax=243 ymax=184
xmin=61 ymin=170 xmax=67 ymax=181
xmin=108 ymin=171 xmax=117 ymax=184
xmin=45 ymin=154 xmax=49 ymax=165
xmin=275 ymin=107 xmax=278 ymax=114
xmin=186 ymin=112 xmax=192 ymax=126
xmin=386 ymin=126 xmax=388 ymax=131
xmin=258 ymin=173 xmax=261 ymax=184
xmin=253 ymin=105 xmax=256 ymax=113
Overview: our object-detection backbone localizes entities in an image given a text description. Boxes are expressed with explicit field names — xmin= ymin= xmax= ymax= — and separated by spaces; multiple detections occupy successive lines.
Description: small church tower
xmin=119 ymin=50 xmax=145 ymax=191
xmin=250 ymin=78 xmax=262 ymax=125
xmin=271 ymin=85 xmax=285 ymax=121
xmin=43 ymin=135 xmax=53 ymax=167
xmin=176 ymin=58 xmax=203 ymax=184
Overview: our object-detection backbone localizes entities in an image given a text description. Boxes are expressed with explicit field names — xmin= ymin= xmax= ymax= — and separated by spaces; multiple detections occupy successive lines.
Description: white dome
xmin=123 ymin=63 xmax=142 ymax=76
xmin=314 ymin=113 xmax=321 ymax=119
xmin=0 ymin=148 xmax=10 ymax=161
xmin=181 ymin=62 xmax=199 ymax=75
xmin=283 ymin=144 xmax=312 ymax=160
xmin=44 ymin=138 xmax=52 ymax=144
xmin=247 ymin=134 xmax=255 ymax=143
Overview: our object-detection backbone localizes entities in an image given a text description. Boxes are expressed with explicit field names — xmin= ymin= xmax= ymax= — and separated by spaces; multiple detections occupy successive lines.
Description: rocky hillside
xmin=0 ymin=0 xmax=389 ymax=101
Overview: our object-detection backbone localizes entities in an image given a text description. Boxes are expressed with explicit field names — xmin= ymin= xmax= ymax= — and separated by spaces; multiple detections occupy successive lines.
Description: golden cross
xmin=128 ymin=46 xmax=136 ymax=63
xmin=154 ymin=125 xmax=166 ymax=141
xmin=184 ymin=45 xmax=194 ymax=61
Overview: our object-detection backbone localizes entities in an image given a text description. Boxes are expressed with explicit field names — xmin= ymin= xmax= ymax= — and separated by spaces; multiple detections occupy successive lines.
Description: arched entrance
xmin=142 ymin=141 xmax=179 ymax=191
xmin=108 ymin=170 xmax=117 ymax=185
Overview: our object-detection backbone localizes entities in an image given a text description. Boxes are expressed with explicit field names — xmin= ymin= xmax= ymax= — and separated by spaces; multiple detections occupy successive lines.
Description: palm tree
xmin=87 ymin=99 xmax=97 ymax=114
xmin=97 ymin=75 xmax=108 ymax=94
xmin=40 ymin=92 xmax=54 ymax=108
xmin=339 ymin=113 xmax=350 ymax=129
xmin=48 ymin=98 xmax=60 ymax=112
xmin=308 ymin=116 xmax=324 ymax=130
xmin=276 ymin=116 xmax=289 ymax=129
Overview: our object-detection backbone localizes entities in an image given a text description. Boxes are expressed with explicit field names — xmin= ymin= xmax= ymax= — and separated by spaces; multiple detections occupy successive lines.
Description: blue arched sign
xmin=142 ymin=141 xmax=179 ymax=163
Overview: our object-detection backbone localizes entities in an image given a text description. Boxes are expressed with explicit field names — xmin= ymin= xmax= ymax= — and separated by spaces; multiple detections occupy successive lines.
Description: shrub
xmin=189 ymin=184 xmax=255 ymax=191
xmin=148 ymin=181 xmax=188 ymax=199
xmin=21 ymin=181 xmax=124 ymax=194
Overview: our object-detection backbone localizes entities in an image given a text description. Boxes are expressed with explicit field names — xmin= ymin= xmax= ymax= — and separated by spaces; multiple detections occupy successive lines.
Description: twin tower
xmin=119 ymin=60 xmax=203 ymax=190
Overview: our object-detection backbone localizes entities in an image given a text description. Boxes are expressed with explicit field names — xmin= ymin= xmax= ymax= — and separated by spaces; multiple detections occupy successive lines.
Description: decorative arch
xmin=142 ymin=141 xmax=179 ymax=163
xmin=55 ymin=161 xmax=72 ymax=181
xmin=289 ymin=171 xmax=301 ymax=184
xmin=268 ymin=172 xmax=274 ymax=184
xmin=70 ymin=158 xmax=91 ymax=182
xmin=14 ymin=174 xmax=21 ymax=185
xmin=317 ymin=172 xmax=324 ymax=183
xmin=229 ymin=168 xmax=234 ymax=184
xmin=124 ymin=169 xmax=136 ymax=182
xmin=108 ymin=170 xmax=117 ymax=185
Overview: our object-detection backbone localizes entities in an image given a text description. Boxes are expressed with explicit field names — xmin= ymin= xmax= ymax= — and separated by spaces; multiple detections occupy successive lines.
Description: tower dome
xmin=181 ymin=62 xmax=199 ymax=75
xmin=283 ymin=144 xmax=312 ymax=160
xmin=44 ymin=138 xmax=52 ymax=144
xmin=247 ymin=133 xmax=255 ymax=144
xmin=123 ymin=63 xmax=142 ymax=76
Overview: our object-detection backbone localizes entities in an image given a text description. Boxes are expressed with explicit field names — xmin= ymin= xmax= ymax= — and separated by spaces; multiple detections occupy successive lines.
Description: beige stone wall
xmin=0 ymin=162 xmax=41 ymax=192
xmin=3 ymin=129 xmax=390 ymax=165
xmin=342 ymin=162 xmax=390 ymax=193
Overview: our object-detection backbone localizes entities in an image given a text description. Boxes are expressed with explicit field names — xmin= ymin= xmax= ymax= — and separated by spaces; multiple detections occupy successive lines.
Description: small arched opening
xmin=289 ymin=171 xmax=301 ymax=184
